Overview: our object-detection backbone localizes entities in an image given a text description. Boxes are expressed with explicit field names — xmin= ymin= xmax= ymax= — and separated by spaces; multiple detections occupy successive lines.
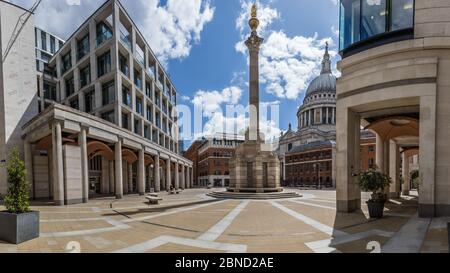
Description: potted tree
xmin=358 ymin=168 xmax=392 ymax=219
xmin=0 ymin=148 xmax=39 ymax=244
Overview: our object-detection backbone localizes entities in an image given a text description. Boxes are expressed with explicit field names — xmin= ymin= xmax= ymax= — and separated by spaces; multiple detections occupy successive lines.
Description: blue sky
xmin=10 ymin=0 xmax=341 ymax=147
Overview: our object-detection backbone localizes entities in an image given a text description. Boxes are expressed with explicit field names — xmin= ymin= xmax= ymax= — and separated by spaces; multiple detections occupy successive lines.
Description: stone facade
xmin=336 ymin=0 xmax=450 ymax=217
xmin=0 ymin=1 xmax=38 ymax=196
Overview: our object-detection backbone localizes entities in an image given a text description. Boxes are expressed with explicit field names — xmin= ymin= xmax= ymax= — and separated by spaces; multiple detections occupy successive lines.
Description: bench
xmin=145 ymin=196 xmax=163 ymax=205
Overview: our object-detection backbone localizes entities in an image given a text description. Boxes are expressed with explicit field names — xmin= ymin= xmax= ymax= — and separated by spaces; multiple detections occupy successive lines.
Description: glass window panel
xmin=340 ymin=0 xmax=361 ymax=50
xmin=391 ymin=0 xmax=414 ymax=31
xmin=361 ymin=0 xmax=387 ymax=40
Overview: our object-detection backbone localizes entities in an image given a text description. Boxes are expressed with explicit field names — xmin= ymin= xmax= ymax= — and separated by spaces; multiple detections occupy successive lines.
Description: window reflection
xmin=391 ymin=0 xmax=414 ymax=31
xmin=339 ymin=0 xmax=415 ymax=53
xmin=361 ymin=0 xmax=386 ymax=40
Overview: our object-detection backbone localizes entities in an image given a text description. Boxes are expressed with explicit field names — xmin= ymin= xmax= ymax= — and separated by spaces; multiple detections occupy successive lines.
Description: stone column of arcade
xmin=166 ymin=158 xmax=171 ymax=191
xmin=115 ymin=140 xmax=123 ymax=199
xmin=154 ymin=154 xmax=160 ymax=192
xmin=389 ymin=141 xmax=401 ymax=199
xmin=402 ymin=153 xmax=410 ymax=196
xmin=79 ymin=126 xmax=89 ymax=203
xmin=175 ymin=161 xmax=180 ymax=189
xmin=138 ymin=148 xmax=145 ymax=195
xmin=52 ymin=121 xmax=64 ymax=206
xmin=181 ymin=164 xmax=186 ymax=189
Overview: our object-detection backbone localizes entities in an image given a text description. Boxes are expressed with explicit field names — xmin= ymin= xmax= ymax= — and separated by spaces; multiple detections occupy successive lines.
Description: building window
xmin=97 ymin=51 xmax=111 ymax=78
xmin=369 ymin=145 xmax=375 ymax=152
xmin=339 ymin=0 xmax=414 ymax=54
xmin=122 ymin=113 xmax=129 ymax=130
xmin=369 ymin=158 xmax=375 ymax=168
xmin=391 ymin=0 xmax=414 ymax=31
xmin=101 ymin=110 xmax=115 ymax=123
xmin=145 ymin=82 xmax=152 ymax=97
xmin=119 ymin=54 xmax=129 ymax=77
xmin=134 ymin=69 xmax=142 ymax=90
xmin=43 ymin=81 xmax=57 ymax=100
xmin=361 ymin=0 xmax=386 ymax=40
xmin=70 ymin=97 xmax=79 ymax=110
xmin=41 ymin=31 xmax=47 ymax=51
xmin=85 ymin=90 xmax=95 ymax=113
xmin=122 ymin=86 xmax=131 ymax=107
xmin=79 ymin=65 xmax=91 ymax=88
xmin=136 ymin=97 xmax=143 ymax=115
xmin=322 ymin=107 xmax=327 ymax=124
xmin=144 ymin=125 xmax=150 ymax=140
xmin=61 ymin=52 xmax=72 ymax=75
xmin=328 ymin=107 xmax=333 ymax=124
xmin=77 ymin=35 xmax=90 ymax=61
xmin=50 ymin=37 xmax=56 ymax=54
xmin=134 ymin=119 xmax=141 ymax=135
xmin=65 ymin=77 xmax=75 ymax=97
xmin=102 ymin=81 xmax=115 ymax=106
xmin=288 ymin=143 xmax=293 ymax=152
xmin=96 ymin=22 xmax=113 ymax=46
xmin=146 ymin=106 xmax=153 ymax=122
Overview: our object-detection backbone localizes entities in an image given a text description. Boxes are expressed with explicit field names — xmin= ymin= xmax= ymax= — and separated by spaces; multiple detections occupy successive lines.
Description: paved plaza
xmin=0 ymin=189 xmax=448 ymax=253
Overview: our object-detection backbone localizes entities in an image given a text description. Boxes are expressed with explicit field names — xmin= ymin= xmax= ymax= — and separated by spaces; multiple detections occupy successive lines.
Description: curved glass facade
xmin=339 ymin=0 xmax=414 ymax=56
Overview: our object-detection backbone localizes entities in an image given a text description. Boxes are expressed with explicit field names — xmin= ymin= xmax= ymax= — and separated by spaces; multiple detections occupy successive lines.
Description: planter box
xmin=0 ymin=211 xmax=40 ymax=244
xmin=367 ymin=201 xmax=385 ymax=219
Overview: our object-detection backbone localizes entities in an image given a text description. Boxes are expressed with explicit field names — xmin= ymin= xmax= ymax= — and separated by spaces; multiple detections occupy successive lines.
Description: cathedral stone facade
xmin=278 ymin=45 xmax=338 ymax=188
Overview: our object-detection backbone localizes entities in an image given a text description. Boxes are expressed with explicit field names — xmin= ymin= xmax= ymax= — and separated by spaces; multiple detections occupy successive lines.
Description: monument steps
xmin=207 ymin=191 xmax=301 ymax=200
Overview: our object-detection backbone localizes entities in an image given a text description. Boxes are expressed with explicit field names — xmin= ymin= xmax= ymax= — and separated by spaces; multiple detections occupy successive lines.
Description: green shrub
xmin=411 ymin=170 xmax=420 ymax=190
xmin=4 ymin=148 xmax=30 ymax=214
xmin=358 ymin=168 xmax=392 ymax=203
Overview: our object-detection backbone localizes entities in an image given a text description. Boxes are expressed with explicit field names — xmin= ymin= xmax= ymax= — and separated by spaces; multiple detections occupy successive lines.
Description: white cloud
xmin=9 ymin=0 xmax=214 ymax=66
xmin=199 ymin=112 xmax=282 ymax=143
xmin=236 ymin=0 xmax=336 ymax=100
xmin=329 ymin=0 xmax=339 ymax=5
xmin=192 ymin=86 xmax=243 ymax=118
xmin=136 ymin=0 xmax=215 ymax=65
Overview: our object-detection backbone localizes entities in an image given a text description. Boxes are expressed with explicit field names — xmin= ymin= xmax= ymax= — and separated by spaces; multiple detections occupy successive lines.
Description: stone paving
xmin=0 ymin=189 xmax=448 ymax=253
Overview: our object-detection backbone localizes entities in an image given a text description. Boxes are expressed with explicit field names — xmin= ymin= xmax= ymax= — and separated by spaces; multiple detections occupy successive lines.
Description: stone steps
xmin=207 ymin=191 xmax=301 ymax=200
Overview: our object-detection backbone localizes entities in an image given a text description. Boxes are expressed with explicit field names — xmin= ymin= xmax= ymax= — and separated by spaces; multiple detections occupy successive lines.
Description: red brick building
xmin=185 ymin=134 xmax=245 ymax=187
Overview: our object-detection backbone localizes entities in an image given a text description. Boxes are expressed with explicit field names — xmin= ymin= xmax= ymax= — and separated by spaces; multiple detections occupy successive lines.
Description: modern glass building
xmin=339 ymin=0 xmax=414 ymax=56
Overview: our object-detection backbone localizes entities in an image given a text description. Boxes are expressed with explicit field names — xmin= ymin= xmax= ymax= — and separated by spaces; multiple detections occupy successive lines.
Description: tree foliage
xmin=4 ymin=148 xmax=30 ymax=214
xmin=358 ymin=168 xmax=392 ymax=203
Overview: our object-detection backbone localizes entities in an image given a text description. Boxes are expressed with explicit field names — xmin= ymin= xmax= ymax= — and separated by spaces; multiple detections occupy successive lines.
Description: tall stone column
xmin=166 ymin=157 xmax=171 ymax=190
xmin=402 ymin=153 xmax=410 ymax=196
xmin=115 ymin=140 xmax=123 ymax=199
xmin=186 ymin=167 xmax=190 ymax=189
xmin=138 ymin=148 xmax=145 ymax=195
xmin=109 ymin=161 xmax=115 ymax=194
xmin=419 ymin=95 xmax=436 ymax=217
xmin=79 ymin=127 xmax=89 ymax=203
xmin=389 ymin=140 xmax=401 ymax=199
xmin=175 ymin=161 xmax=180 ymax=189
xmin=128 ymin=163 xmax=133 ymax=193
xmin=52 ymin=121 xmax=64 ymax=206
xmin=245 ymin=5 xmax=263 ymax=141
xmin=181 ymin=164 xmax=186 ymax=189
xmin=336 ymin=108 xmax=361 ymax=212
xmin=190 ymin=167 xmax=194 ymax=188
xmin=376 ymin=133 xmax=384 ymax=171
xmin=154 ymin=154 xmax=160 ymax=192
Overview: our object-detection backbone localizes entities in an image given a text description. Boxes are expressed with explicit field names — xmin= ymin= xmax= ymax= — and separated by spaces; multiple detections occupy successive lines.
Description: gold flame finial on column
xmin=249 ymin=3 xmax=259 ymax=31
